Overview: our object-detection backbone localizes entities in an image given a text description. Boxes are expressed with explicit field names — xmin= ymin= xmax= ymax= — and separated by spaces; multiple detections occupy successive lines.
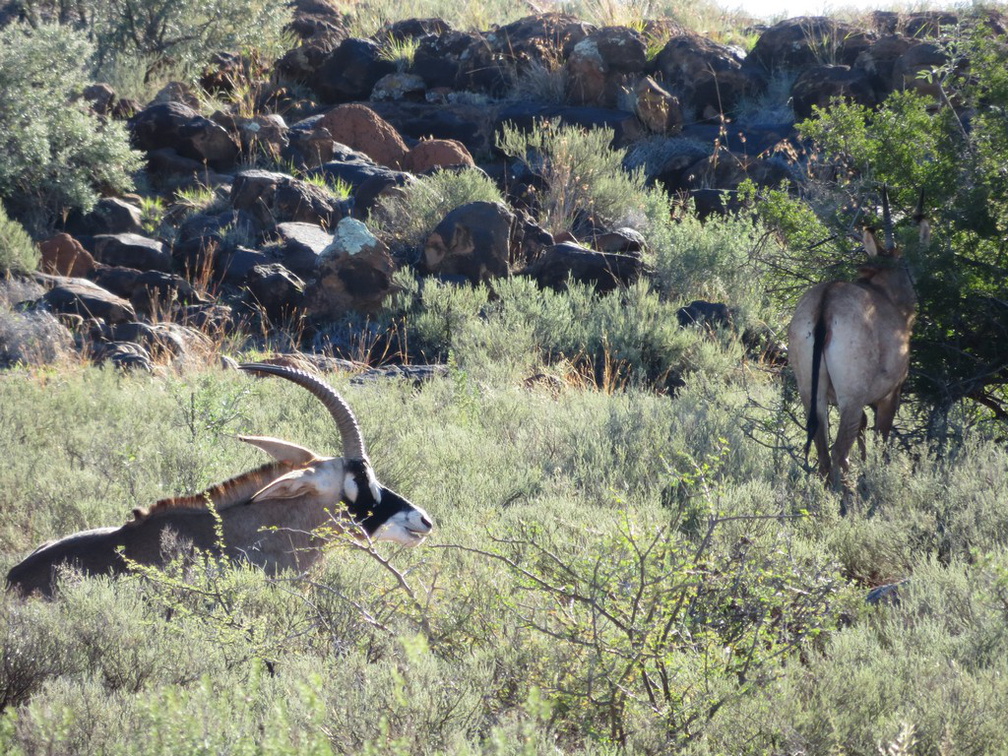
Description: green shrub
xmin=370 ymin=168 xmax=505 ymax=257
xmin=0 ymin=204 xmax=38 ymax=275
xmin=20 ymin=0 xmax=293 ymax=84
xmin=0 ymin=24 xmax=142 ymax=234
xmin=496 ymin=121 xmax=666 ymax=236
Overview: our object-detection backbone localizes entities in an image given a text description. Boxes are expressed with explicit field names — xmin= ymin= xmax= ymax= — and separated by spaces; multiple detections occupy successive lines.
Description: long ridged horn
xmin=238 ymin=363 xmax=367 ymax=461
xmin=881 ymin=185 xmax=894 ymax=251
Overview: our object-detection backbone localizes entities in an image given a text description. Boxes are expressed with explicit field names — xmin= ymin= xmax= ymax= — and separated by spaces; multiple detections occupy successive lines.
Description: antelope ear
xmin=249 ymin=463 xmax=343 ymax=504
xmin=239 ymin=435 xmax=320 ymax=465
xmin=862 ymin=228 xmax=881 ymax=257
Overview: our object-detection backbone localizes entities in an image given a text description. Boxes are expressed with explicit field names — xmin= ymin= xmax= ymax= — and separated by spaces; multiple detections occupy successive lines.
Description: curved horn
xmin=238 ymin=363 xmax=367 ymax=461
xmin=881 ymin=185 xmax=894 ymax=251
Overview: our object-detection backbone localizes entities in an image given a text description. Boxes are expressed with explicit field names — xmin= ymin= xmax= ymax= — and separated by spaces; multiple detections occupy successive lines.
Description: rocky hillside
xmin=1 ymin=5 xmax=1003 ymax=372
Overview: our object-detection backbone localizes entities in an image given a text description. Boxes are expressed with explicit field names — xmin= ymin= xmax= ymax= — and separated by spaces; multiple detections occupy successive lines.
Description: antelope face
xmin=342 ymin=460 xmax=434 ymax=546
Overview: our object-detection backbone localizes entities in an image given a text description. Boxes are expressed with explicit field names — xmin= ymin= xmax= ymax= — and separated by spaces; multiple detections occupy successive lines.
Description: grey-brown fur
xmin=6 ymin=364 xmax=433 ymax=597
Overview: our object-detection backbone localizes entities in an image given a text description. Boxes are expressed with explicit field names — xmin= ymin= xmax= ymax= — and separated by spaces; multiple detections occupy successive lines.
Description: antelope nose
xmin=421 ymin=515 xmax=433 ymax=530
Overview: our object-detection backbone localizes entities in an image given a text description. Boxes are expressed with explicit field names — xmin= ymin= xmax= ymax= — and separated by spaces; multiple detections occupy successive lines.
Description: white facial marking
xmin=343 ymin=473 xmax=359 ymax=503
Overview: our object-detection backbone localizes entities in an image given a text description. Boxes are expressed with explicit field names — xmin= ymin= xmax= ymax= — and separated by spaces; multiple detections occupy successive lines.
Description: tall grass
xmin=1 ymin=347 xmax=1006 ymax=752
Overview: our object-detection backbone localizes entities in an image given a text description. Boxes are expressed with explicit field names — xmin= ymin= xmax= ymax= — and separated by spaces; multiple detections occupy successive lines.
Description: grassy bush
xmin=496 ymin=122 xmax=667 ymax=236
xmin=0 ymin=24 xmax=142 ymax=234
xmin=0 ymin=356 xmax=1005 ymax=752
xmin=0 ymin=205 xmax=38 ymax=277
xmin=370 ymin=168 xmax=505 ymax=259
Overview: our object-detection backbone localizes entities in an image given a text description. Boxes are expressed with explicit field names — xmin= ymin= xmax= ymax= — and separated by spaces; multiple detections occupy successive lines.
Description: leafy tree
xmin=787 ymin=23 xmax=1008 ymax=435
xmin=0 ymin=23 xmax=143 ymax=234
xmin=18 ymin=0 xmax=292 ymax=82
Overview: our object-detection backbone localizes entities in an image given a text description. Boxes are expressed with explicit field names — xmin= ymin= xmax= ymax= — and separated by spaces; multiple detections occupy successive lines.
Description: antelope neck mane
xmin=128 ymin=461 xmax=295 ymax=523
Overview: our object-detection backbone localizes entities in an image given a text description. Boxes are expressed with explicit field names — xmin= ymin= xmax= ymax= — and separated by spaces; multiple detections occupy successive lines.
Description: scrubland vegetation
xmin=1 ymin=0 xmax=1008 ymax=752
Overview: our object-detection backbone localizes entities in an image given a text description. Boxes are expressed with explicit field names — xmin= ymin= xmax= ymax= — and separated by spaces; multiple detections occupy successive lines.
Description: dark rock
xmin=380 ymin=17 xmax=452 ymax=41
xmin=676 ymin=300 xmax=734 ymax=330
xmin=412 ymin=30 xmax=484 ymax=90
xmin=894 ymin=41 xmax=950 ymax=100
xmin=523 ymin=242 xmax=643 ymax=293
xmin=652 ymin=34 xmax=755 ymax=119
xmin=89 ymin=233 xmax=171 ymax=272
xmin=423 ymin=201 xmax=515 ymax=283
xmin=304 ymin=218 xmax=396 ymax=319
xmin=245 ymin=263 xmax=306 ymax=322
xmin=230 ymin=169 xmax=346 ymax=229
xmin=747 ymin=17 xmax=875 ymax=74
xmin=272 ymin=222 xmax=334 ymax=278
xmin=129 ymin=101 xmax=240 ymax=172
xmin=853 ymin=35 xmax=915 ymax=98
xmin=352 ymin=171 xmax=414 ymax=221
xmin=511 ymin=212 xmax=555 ymax=268
xmin=566 ymin=26 xmax=647 ymax=107
xmin=64 ymin=197 xmax=144 ymax=237
xmin=284 ymin=126 xmax=338 ymax=168
xmin=309 ymin=37 xmax=396 ymax=103
xmin=91 ymin=268 xmax=209 ymax=318
xmin=791 ymin=65 xmax=880 ymax=120
xmin=34 ymin=278 xmax=136 ymax=325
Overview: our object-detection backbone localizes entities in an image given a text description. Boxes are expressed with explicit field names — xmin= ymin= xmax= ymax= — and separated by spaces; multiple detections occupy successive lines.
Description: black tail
xmin=804 ymin=311 xmax=828 ymax=461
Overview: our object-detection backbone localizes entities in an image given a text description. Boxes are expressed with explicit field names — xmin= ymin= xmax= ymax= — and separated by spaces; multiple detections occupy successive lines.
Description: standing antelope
xmin=6 ymin=363 xmax=434 ymax=597
xmin=788 ymin=188 xmax=930 ymax=492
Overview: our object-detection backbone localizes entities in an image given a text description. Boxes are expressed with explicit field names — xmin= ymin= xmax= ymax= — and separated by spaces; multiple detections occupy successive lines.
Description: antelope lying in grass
xmin=6 ymin=363 xmax=433 ymax=597
xmin=788 ymin=188 xmax=930 ymax=492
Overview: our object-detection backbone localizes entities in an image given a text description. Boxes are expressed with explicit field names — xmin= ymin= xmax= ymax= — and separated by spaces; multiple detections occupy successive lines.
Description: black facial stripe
xmin=341 ymin=460 xmax=414 ymax=536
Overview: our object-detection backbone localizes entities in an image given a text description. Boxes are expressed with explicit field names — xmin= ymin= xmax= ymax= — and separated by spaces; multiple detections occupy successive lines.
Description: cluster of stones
xmin=5 ymin=3 xmax=1001 ymax=370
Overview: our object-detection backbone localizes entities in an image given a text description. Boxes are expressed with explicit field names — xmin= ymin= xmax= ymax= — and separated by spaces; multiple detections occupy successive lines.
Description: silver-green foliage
xmin=20 ymin=0 xmax=294 ymax=81
xmin=370 ymin=168 xmax=505 ymax=257
xmin=496 ymin=121 xmax=666 ymax=235
xmin=0 ymin=204 xmax=38 ymax=275
xmin=2 ymin=369 xmax=1008 ymax=752
xmin=0 ymin=24 xmax=142 ymax=233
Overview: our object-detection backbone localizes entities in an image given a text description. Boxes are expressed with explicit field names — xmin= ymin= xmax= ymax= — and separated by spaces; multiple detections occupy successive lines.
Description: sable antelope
xmin=788 ymin=188 xmax=930 ymax=491
xmin=6 ymin=363 xmax=433 ymax=597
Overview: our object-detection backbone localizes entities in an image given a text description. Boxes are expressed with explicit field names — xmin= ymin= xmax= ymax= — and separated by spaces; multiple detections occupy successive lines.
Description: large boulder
xmin=565 ymin=26 xmax=648 ymax=107
xmin=304 ymin=218 xmax=396 ymax=319
xmin=523 ymin=242 xmax=643 ymax=293
xmin=309 ymin=37 xmax=396 ymax=102
xmin=318 ymin=104 xmax=409 ymax=168
xmin=244 ymin=263 xmax=306 ymax=322
xmin=89 ymin=233 xmax=172 ymax=273
xmin=790 ymin=65 xmax=880 ymax=120
xmin=423 ymin=201 xmax=515 ymax=284
xmin=34 ymin=277 xmax=136 ymax=325
xmin=64 ymin=197 xmax=144 ymax=237
xmin=230 ymin=169 xmax=346 ymax=229
xmin=271 ymin=222 xmax=334 ymax=279
xmin=129 ymin=101 xmax=240 ymax=172
xmin=747 ymin=17 xmax=875 ymax=74
xmin=401 ymin=138 xmax=475 ymax=173
xmin=651 ymin=34 xmax=754 ymax=119
xmin=39 ymin=233 xmax=97 ymax=278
